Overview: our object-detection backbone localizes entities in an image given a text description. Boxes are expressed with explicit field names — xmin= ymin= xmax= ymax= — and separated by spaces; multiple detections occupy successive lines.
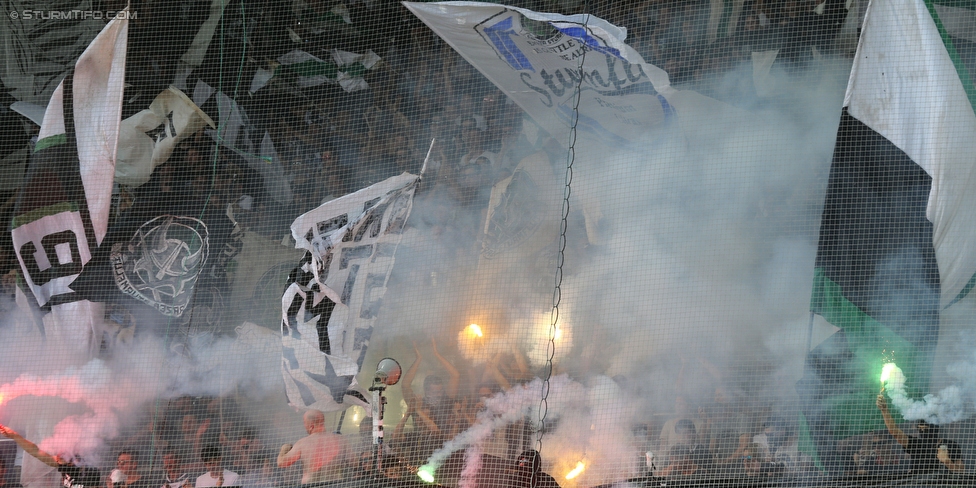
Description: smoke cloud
xmin=420 ymin=374 xmax=640 ymax=487
xmin=884 ymin=365 xmax=964 ymax=425
xmin=0 ymin=319 xmax=282 ymax=463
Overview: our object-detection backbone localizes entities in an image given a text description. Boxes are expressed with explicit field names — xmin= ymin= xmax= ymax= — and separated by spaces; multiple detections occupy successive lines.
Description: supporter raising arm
xmin=877 ymin=394 xmax=942 ymax=474
xmin=401 ymin=339 xmax=461 ymax=438
xmin=0 ymin=424 xmax=102 ymax=488
xmin=0 ymin=424 xmax=57 ymax=468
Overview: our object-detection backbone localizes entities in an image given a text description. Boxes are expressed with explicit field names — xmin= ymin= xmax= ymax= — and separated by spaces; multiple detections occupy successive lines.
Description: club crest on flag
xmin=111 ymin=215 xmax=209 ymax=318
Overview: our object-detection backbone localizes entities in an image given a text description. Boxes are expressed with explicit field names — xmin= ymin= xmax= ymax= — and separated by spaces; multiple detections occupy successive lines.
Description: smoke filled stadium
xmin=0 ymin=0 xmax=975 ymax=487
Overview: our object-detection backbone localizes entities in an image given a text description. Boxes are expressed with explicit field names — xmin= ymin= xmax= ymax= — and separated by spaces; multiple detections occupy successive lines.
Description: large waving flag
xmin=404 ymin=1 xmax=676 ymax=149
xmin=281 ymin=173 xmax=418 ymax=411
xmin=800 ymin=0 xmax=976 ymax=471
xmin=10 ymin=11 xmax=128 ymax=356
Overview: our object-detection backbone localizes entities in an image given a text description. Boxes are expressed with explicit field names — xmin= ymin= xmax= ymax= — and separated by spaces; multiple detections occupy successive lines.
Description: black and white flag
xmin=281 ymin=173 xmax=418 ymax=411
xmin=10 ymin=11 xmax=128 ymax=356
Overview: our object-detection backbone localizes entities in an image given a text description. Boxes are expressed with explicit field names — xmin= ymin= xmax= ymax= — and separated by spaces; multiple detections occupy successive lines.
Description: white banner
xmin=281 ymin=173 xmax=418 ymax=411
xmin=10 ymin=11 xmax=128 ymax=357
xmin=404 ymin=1 xmax=676 ymax=148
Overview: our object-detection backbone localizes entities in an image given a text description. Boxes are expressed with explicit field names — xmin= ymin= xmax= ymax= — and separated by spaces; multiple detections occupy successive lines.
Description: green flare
xmin=880 ymin=363 xmax=898 ymax=384
xmin=418 ymin=465 xmax=436 ymax=483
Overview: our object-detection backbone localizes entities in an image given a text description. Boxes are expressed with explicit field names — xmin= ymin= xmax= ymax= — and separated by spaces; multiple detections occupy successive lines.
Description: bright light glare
xmin=418 ymin=465 xmax=436 ymax=483
xmin=880 ymin=363 xmax=898 ymax=384
xmin=467 ymin=324 xmax=483 ymax=338
xmin=565 ymin=461 xmax=585 ymax=479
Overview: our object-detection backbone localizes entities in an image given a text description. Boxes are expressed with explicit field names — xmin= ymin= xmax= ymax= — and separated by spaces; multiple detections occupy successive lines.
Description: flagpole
xmin=806 ymin=311 xmax=815 ymax=352
xmin=419 ymin=138 xmax=435 ymax=178
xmin=334 ymin=410 xmax=347 ymax=434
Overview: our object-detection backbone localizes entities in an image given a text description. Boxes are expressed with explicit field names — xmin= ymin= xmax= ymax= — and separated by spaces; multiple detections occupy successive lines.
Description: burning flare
xmin=566 ymin=461 xmax=586 ymax=479
xmin=467 ymin=324 xmax=483 ymax=338
xmin=880 ymin=362 xmax=898 ymax=392
xmin=417 ymin=464 xmax=436 ymax=483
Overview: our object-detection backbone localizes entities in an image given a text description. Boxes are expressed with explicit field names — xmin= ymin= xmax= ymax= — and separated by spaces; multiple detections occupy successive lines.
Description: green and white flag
xmin=801 ymin=0 xmax=976 ymax=470
xmin=10 ymin=10 xmax=128 ymax=356
xmin=250 ymin=49 xmax=381 ymax=94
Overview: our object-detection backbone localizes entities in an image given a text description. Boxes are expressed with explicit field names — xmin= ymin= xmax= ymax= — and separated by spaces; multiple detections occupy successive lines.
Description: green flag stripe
xmin=344 ymin=64 xmax=367 ymax=78
xmin=283 ymin=60 xmax=340 ymax=78
xmin=945 ymin=271 xmax=976 ymax=309
xmin=280 ymin=60 xmax=368 ymax=80
xmin=811 ymin=268 xmax=923 ymax=430
xmin=797 ymin=413 xmax=824 ymax=470
xmin=811 ymin=268 xmax=919 ymax=372
xmin=34 ymin=133 xmax=67 ymax=152
xmin=11 ymin=202 xmax=80 ymax=228
xmin=924 ymin=0 xmax=976 ymax=116
xmin=717 ymin=0 xmax=734 ymax=39
xmin=932 ymin=0 xmax=976 ymax=10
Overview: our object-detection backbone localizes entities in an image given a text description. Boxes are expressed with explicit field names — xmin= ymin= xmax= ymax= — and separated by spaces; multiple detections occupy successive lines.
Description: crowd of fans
xmin=0 ymin=346 xmax=966 ymax=487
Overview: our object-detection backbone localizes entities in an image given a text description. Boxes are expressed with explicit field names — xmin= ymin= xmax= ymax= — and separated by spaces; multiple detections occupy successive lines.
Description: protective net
xmin=0 ymin=0 xmax=974 ymax=487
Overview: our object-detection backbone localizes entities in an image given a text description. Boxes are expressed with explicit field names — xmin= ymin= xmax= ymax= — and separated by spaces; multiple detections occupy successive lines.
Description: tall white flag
xmin=10 ymin=10 xmax=128 ymax=356
xmin=281 ymin=173 xmax=418 ymax=411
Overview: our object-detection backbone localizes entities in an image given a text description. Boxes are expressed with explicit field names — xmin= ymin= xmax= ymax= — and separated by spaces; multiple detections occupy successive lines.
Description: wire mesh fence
xmin=0 ymin=0 xmax=974 ymax=487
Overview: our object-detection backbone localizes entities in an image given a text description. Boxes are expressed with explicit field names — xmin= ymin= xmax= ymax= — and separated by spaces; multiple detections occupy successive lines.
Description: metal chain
xmin=537 ymin=9 xmax=588 ymax=453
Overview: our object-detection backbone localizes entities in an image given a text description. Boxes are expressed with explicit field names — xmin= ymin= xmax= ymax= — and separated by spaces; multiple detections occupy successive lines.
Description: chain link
xmin=537 ymin=10 xmax=588 ymax=454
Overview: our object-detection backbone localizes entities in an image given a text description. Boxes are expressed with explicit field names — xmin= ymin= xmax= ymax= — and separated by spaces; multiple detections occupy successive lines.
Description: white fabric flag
xmin=115 ymin=86 xmax=215 ymax=187
xmin=281 ymin=173 xmax=418 ymax=411
xmin=10 ymin=11 xmax=128 ymax=356
xmin=404 ymin=1 xmax=676 ymax=149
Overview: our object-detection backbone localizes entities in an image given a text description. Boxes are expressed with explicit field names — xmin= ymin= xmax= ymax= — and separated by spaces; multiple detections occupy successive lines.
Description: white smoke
xmin=366 ymin=55 xmax=856 ymax=484
xmin=424 ymin=376 xmax=580 ymax=469
xmin=419 ymin=374 xmax=639 ymax=486
xmin=0 ymin=322 xmax=282 ymax=462
xmin=946 ymin=349 xmax=976 ymax=410
xmin=883 ymin=363 xmax=969 ymax=424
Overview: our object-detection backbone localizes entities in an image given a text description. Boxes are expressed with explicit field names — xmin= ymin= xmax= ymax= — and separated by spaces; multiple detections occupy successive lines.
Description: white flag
xmin=281 ymin=173 xmax=418 ymax=411
xmin=10 ymin=10 xmax=128 ymax=357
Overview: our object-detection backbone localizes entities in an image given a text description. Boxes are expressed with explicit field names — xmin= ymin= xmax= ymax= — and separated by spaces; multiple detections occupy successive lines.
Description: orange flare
xmin=566 ymin=461 xmax=585 ymax=479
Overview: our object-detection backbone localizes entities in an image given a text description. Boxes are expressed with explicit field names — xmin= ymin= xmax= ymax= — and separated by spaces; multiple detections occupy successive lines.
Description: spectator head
xmin=458 ymin=116 xmax=485 ymax=150
xmin=359 ymin=416 xmax=373 ymax=438
xmin=917 ymin=420 xmax=940 ymax=439
xmin=394 ymin=147 xmax=415 ymax=172
xmin=675 ymin=418 xmax=697 ymax=445
xmin=162 ymin=450 xmax=185 ymax=479
xmin=234 ymin=427 xmax=262 ymax=469
xmin=116 ymin=450 xmax=139 ymax=476
xmin=359 ymin=451 xmax=375 ymax=474
xmin=763 ymin=416 xmax=793 ymax=447
xmin=423 ymin=375 xmax=446 ymax=406
xmin=303 ymin=410 xmax=326 ymax=434
xmin=938 ymin=439 xmax=962 ymax=465
xmin=675 ymin=419 xmax=696 ymax=434
xmin=473 ymin=382 xmax=500 ymax=410
xmin=201 ymin=444 xmax=223 ymax=475
xmin=476 ymin=382 xmax=499 ymax=399
xmin=516 ymin=450 xmax=542 ymax=475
